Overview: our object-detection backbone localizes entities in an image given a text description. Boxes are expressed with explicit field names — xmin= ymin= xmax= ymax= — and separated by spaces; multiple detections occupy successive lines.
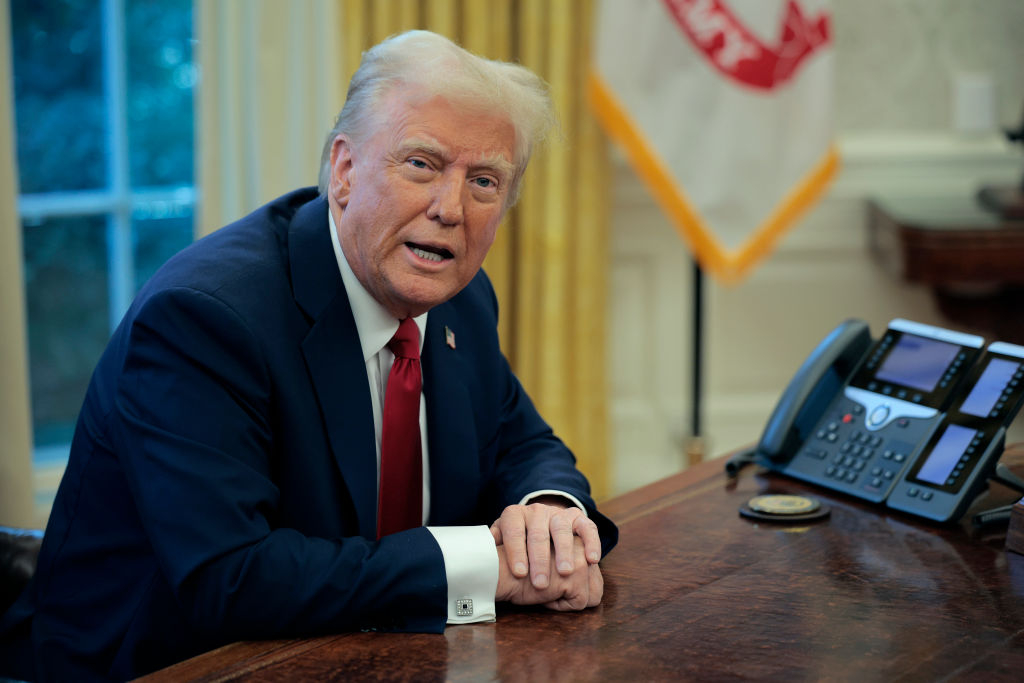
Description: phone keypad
xmin=818 ymin=428 xmax=908 ymax=489
xmin=790 ymin=396 xmax=929 ymax=502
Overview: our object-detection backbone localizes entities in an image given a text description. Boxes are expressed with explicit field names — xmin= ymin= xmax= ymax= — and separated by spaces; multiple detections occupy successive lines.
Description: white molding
xmin=832 ymin=131 xmax=1020 ymax=198
xmin=839 ymin=131 xmax=1017 ymax=161
xmin=612 ymin=130 xmax=1022 ymax=204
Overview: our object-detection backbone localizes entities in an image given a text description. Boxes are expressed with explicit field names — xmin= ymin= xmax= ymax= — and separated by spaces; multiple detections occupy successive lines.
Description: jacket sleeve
xmin=111 ymin=286 xmax=447 ymax=640
xmin=489 ymin=358 xmax=619 ymax=557
xmin=474 ymin=277 xmax=619 ymax=557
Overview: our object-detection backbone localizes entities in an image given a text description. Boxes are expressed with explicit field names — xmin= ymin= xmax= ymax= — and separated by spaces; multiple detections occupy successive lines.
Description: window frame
xmin=13 ymin=0 xmax=196 ymax=508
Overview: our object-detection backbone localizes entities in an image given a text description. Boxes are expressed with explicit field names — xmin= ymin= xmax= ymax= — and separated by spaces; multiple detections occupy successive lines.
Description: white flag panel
xmin=591 ymin=0 xmax=838 ymax=282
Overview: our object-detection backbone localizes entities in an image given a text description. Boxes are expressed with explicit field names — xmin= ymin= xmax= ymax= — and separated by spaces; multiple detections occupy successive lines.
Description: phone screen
xmin=959 ymin=358 xmax=1020 ymax=418
xmin=874 ymin=334 xmax=960 ymax=393
xmin=915 ymin=423 xmax=977 ymax=487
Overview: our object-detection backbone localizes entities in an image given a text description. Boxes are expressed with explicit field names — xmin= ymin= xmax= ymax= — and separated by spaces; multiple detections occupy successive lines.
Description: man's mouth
xmin=407 ymin=242 xmax=453 ymax=262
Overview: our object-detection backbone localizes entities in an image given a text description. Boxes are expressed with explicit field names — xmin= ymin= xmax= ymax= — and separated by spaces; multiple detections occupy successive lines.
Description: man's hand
xmin=490 ymin=499 xmax=602 ymax=590
xmin=494 ymin=537 xmax=603 ymax=611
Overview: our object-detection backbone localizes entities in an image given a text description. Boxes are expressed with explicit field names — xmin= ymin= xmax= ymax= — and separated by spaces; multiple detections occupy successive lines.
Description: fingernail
xmin=588 ymin=551 xmax=600 ymax=562
xmin=535 ymin=573 xmax=548 ymax=587
xmin=558 ymin=561 xmax=572 ymax=573
xmin=514 ymin=562 xmax=527 ymax=576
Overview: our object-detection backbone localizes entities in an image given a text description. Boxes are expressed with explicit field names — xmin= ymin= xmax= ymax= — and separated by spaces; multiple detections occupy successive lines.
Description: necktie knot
xmin=388 ymin=318 xmax=420 ymax=360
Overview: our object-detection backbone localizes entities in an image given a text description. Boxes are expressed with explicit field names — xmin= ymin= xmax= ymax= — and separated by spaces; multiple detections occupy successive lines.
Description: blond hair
xmin=317 ymin=30 xmax=556 ymax=205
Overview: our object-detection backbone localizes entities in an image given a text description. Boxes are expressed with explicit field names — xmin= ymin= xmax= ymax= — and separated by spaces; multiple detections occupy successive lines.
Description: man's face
xmin=328 ymin=90 xmax=517 ymax=319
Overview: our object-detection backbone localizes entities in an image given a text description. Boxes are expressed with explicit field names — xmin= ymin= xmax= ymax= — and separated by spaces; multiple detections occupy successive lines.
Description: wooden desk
xmin=868 ymin=196 xmax=1024 ymax=344
xmin=141 ymin=456 xmax=1024 ymax=682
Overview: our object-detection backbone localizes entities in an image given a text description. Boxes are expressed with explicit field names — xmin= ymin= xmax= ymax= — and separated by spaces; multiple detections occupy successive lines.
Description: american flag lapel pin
xmin=444 ymin=325 xmax=456 ymax=349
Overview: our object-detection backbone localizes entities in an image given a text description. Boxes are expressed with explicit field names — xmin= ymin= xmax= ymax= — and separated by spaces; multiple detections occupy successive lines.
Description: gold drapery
xmin=0 ymin=0 xmax=36 ymax=526
xmin=338 ymin=0 xmax=611 ymax=498
xmin=196 ymin=0 xmax=344 ymax=235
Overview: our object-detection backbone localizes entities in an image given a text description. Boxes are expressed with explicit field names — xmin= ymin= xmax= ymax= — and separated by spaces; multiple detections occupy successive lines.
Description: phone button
xmin=868 ymin=405 xmax=890 ymax=427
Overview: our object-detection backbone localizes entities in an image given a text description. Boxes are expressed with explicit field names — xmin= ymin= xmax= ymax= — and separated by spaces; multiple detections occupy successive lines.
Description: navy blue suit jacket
xmin=0 ymin=188 xmax=617 ymax=680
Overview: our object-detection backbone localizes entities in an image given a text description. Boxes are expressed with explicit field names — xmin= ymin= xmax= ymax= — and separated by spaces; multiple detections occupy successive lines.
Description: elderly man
xmin=0 ymin=30 xmax=617 ymax=681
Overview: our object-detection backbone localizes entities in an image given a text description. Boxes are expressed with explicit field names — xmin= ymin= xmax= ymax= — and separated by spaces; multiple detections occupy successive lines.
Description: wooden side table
xmin=868 ymin=196 xmax=1024 ymax=345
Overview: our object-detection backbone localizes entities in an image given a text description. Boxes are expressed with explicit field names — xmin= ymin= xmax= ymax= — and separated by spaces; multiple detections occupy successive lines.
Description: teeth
xmin=412 ymin=246 xmax=445 ymax=262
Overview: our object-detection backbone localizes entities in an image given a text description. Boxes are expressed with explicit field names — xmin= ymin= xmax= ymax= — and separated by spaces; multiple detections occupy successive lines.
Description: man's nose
xmin=427 ymin=175 xmax=464 ymax=226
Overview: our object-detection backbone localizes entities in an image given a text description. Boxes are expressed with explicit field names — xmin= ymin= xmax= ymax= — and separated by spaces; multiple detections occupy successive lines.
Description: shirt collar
xmin=329 ymin=209 xmax=427 ymax=362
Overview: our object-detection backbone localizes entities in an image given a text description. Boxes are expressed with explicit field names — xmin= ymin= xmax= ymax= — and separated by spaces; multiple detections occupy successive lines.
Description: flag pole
xmin=687 ymin=257 xmax=705 ymax=467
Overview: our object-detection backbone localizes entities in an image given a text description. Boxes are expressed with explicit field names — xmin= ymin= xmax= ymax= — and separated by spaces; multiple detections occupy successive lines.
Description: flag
xmin=590 ymin=0 xmax=838 ymax=283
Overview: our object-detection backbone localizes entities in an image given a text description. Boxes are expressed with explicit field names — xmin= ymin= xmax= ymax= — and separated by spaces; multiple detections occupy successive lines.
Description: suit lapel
xmin=287 ymin=197 xmax=484 ymax=531
xmin=290 ymin=198 xmax=379 ymax=539
xmin=422 ymin=304 xmax=480 ymax=525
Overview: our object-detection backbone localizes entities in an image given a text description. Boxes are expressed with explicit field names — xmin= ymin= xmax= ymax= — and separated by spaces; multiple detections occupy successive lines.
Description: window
xmin=10 ymin=0 xmax=195 ymax=500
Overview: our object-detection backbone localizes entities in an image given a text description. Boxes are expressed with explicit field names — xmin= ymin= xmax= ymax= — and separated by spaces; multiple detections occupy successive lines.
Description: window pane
xmin=11 ymin=0 xmax=107 ymax=193
xmin=22 ymin=216 xmax=111 ymax=447
xmin=126 ymin=0 xmax=195 ymax=188
xmin=133 ymin=205 xmax=194 ymax=290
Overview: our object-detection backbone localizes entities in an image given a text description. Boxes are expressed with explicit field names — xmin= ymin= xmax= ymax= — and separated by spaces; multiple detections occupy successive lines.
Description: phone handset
xmin=755 ymin=318 xmax=872 ymax=466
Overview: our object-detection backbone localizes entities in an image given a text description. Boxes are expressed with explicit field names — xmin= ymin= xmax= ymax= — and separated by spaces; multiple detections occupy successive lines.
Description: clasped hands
xmin=490 ymin=497 xmax=603 ymax=611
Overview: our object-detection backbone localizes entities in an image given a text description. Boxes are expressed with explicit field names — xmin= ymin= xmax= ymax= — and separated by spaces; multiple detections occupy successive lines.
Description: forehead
xmin=376 ymin=90 xmax=517 ymax=164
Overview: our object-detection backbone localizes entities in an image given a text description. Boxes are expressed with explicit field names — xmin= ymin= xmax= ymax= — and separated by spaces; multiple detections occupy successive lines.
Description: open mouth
xmin=407 ymin=242 xmax=453 ymax=263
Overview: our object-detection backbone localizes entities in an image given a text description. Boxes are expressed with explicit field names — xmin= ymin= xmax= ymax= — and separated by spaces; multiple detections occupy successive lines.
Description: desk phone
xmin=754 ymin=318 xmax=1024 ymax=522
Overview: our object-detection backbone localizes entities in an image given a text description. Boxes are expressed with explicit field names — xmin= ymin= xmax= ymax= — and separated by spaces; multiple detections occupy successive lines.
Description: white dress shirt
xmin=329 ymin=212 xmax=495 ymax=624
xmin=328 ymin=211 xmax=586 ymax=624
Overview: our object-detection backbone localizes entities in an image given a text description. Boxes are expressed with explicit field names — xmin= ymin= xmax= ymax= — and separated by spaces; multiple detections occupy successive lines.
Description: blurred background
xmin=1 ymin=0 xmax=1022 ymax=526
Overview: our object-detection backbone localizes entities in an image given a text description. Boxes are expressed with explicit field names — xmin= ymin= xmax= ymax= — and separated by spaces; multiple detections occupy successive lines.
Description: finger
xmin=550 ymin=509 xmax=581 ymax=576
xmin=587 ymin=564 xmax=604 ymax=608
xmin=489 ymin=522 xmax=501 ymax=545
xmin=545 ymin=540 xmax=590 ymax=611
xmin=572 ymin=514 xmax=603 ymax=564
xmin=526 ymin=507 xmax=553 ymax=589
xmin=497 ymin=506 xmax=529 ymax=577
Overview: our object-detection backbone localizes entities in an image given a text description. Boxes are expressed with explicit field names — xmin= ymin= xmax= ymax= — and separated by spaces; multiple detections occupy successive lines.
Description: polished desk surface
xmin=141 ymin=454 xmax=1024 ymax=682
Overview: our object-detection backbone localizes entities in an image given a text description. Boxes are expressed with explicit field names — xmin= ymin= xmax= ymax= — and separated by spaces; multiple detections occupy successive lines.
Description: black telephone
xmin=754 ymin=318 xmax=1024 ymax=522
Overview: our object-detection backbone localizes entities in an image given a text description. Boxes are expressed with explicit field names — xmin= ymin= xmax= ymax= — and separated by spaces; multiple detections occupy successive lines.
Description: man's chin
xmin=388 ymin=281 xmax=466 ymax=318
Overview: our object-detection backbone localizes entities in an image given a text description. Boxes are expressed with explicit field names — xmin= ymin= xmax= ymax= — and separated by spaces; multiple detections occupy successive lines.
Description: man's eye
xmin=409 ymin=159 xmax=429 ymax=169
xmin=473 ymin=177 xmax=495 ymax=189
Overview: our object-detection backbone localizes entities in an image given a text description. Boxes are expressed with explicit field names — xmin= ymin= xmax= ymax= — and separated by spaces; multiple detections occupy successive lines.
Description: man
xmin=0 ymin=30 xmax=616 ymax=681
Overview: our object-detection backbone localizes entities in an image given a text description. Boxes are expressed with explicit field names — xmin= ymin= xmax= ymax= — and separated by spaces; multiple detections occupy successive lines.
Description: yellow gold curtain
xmin=0 ymin=0 xmax=36 ymax=526
xmin=196 ymin=0 xmax=344 ymax=236
xmin=338 ymin=0 xmax=611 ymax=498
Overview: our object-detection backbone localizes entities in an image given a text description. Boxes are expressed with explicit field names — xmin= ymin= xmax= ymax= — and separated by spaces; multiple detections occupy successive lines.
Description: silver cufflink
xmin=456 ymin=598 xmax=473 ymax=616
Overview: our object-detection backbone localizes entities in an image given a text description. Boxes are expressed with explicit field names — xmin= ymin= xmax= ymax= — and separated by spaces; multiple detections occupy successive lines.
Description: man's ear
xmin=329 ymin=135 xmax=355 ymax=208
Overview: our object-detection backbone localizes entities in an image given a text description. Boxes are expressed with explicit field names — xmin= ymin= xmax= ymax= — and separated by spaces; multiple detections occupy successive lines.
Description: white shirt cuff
xmin=519 ymin=489 xmax=588 ymax=516
xmin=426 ymin=525 xmax=498 ymax=624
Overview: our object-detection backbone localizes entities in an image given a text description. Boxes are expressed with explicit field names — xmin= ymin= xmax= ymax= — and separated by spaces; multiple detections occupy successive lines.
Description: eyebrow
xmin=398 ymin=137 xmax=515 ymax=182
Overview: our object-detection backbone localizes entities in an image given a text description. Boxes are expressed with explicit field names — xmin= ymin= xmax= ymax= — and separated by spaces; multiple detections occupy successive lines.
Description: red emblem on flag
xmin=662 ymin=0 xmax=831 ymax=91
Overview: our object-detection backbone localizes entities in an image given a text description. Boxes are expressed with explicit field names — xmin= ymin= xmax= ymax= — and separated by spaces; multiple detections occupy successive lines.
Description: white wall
xmin=607 ymin=0 xmax=1024 ymax=495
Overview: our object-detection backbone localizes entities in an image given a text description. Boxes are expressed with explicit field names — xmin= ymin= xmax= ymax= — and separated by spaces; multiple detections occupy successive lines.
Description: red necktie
xmin=377 ymin=318 xmax=423 ymax=537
